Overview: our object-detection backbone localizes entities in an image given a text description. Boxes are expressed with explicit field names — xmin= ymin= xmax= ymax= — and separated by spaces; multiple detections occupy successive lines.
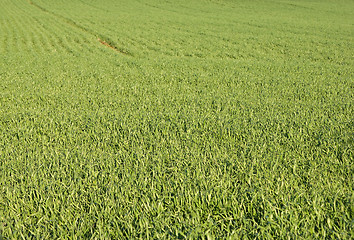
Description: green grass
xmin=0 ymin=0 xmax=353 ymax=239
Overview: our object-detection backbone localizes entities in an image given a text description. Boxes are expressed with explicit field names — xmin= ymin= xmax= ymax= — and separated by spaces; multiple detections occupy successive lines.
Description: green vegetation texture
xmin=0 ymin=0 xmax=353 ymax=239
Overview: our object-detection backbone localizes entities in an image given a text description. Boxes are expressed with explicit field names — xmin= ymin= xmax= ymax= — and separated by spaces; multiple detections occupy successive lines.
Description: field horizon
xmin=0 ymin=0 xmax=353 ymax=239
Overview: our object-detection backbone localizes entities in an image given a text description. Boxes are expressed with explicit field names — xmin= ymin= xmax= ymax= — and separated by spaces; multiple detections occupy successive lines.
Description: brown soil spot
xmin=98 ymin=38 xmax=129 ymax=55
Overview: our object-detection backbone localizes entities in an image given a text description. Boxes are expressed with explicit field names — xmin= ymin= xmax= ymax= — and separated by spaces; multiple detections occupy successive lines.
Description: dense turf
xmin=0 ymin=0 xmax=353 ymax=239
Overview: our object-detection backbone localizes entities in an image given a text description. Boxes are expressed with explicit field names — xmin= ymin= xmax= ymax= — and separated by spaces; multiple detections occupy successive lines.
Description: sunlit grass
xmin=0 ymin=0 xmax=353 ymax=239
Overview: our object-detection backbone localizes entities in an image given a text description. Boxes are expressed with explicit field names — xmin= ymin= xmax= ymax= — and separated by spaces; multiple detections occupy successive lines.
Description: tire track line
xmin=26 ymin=0 xmax=132 ymax=56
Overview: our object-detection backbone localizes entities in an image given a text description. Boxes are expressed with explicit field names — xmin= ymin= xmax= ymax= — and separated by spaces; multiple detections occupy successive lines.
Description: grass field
xmin=0 ymin=0 xmax=353 ymax=239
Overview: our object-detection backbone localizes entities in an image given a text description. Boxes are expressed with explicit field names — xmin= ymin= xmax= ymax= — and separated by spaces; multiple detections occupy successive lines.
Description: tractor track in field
xmin=98 ymin=38 xmax=130 ymax=54
xmin=26 ymin=0 xmax=131 ymax=56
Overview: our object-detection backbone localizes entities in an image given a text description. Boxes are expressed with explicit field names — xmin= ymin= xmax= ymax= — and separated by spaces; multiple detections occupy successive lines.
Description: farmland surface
xmin=0 ymin=0 xmax=353 ymax=238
